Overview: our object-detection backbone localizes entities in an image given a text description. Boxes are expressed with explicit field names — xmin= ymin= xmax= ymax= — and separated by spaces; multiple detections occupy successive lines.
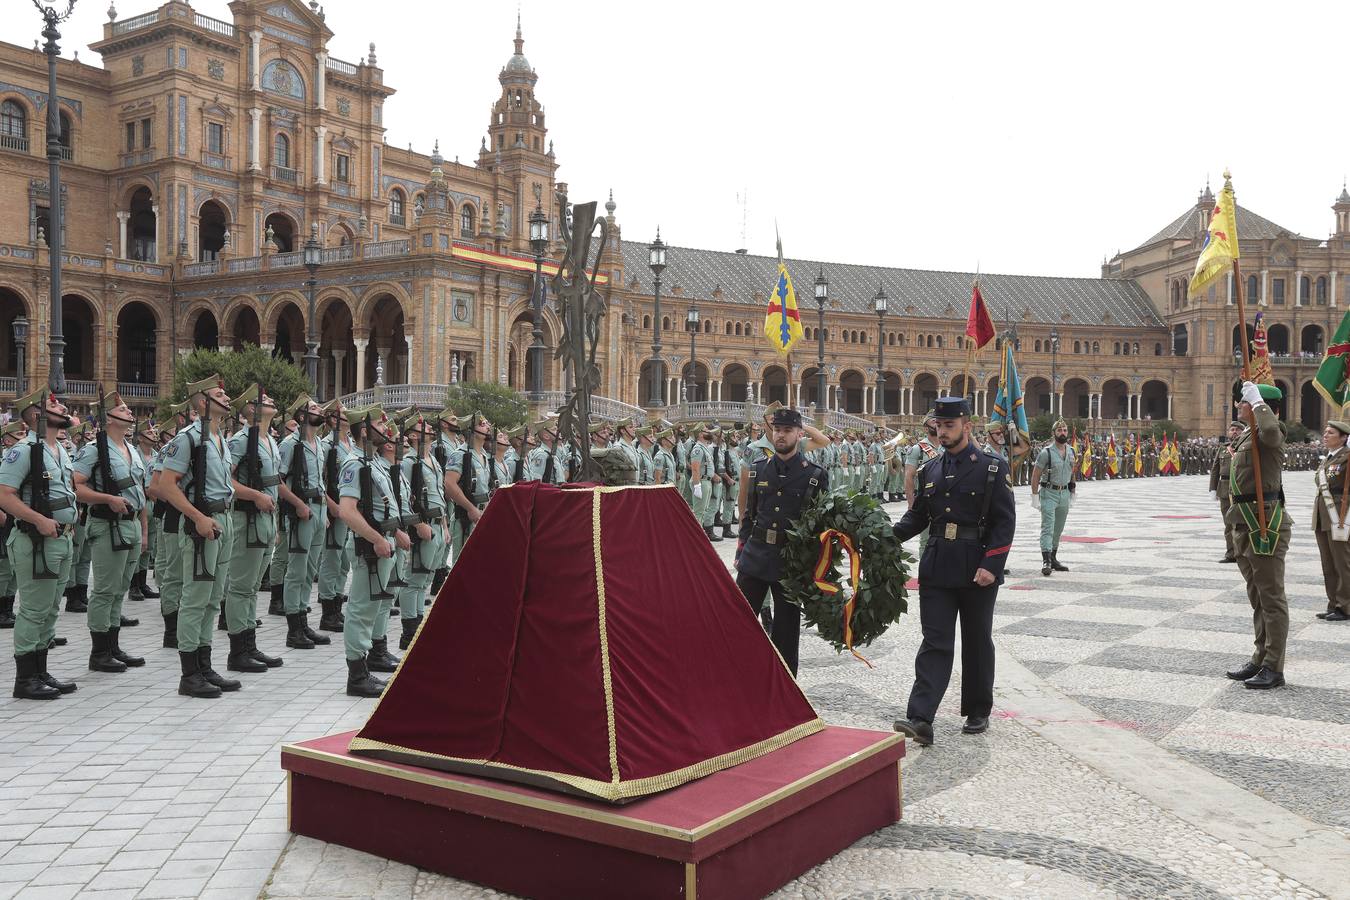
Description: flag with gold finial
xmin=1189 ymin=171 xmax=1239 ymax=299
xmin=763 ymin=229 xmax=804 ymax=355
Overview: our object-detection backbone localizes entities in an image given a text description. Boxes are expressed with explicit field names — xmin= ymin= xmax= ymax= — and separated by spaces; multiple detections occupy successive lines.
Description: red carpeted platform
xmin=283 ymin=725 xmax=904 ymax=900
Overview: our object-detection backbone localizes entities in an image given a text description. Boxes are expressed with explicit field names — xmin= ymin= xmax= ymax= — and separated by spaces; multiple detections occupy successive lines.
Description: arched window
xmin=1247 ymin=274 xmax=1258 ymax=301
xmin=1114 ymin=341 xmax=1120 ymax=354
xmin=703 ymin=319 xmax=712 ymax=334
xmin=1155 ymin=342 xmax=1163 ymax=355
xmin=662 ymin=316 xmax=671 ymax=331
xmin=273 ymin=133 xmax=290 ymax=169
xmin=1317 ymin=276 xmax=1329 ymax=305
xmin=935 ymin=335 xmax=943 ymax=349
xmin=1133 ymin=342 xmax=1140 ymax=354
xmin=725 ymin=321 xmax=733 ymax=335
xmin=1074 ymin=340 xmax=1081 ymax=353
xmin=57 ymin=111 xmax=72 ymax=157
xmin=642 ymin=314 xmax=651 ymax=329
xmin=1034 ymin=339 xmax=1041 ymax=352
xmin=389 ymin=189 xmax=405 ymax=224
xmin=1 ymin=100 xmax=27 ymax=146
xmin=460 ymin=204 xmax=475 ymax=236
xmin=1092 ymin=341 xmax=1100 ymax=353
xmin=956 ymin=336 xmax=964 ymax=350
xmin=735 ymin=323 xmax=743 ymax=336
xmin=1300 ymin=275 xmax=1311 ymax=305
xmin=897 ymin=333 xmax=905 ymax=347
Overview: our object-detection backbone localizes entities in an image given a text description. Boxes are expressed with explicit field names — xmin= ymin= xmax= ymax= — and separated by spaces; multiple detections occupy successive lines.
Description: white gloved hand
xmin=1240 ymin=381 xmax=1264 ymax=408
xmin=691 ymin=482 xmax=703 ymax=500
xmin=1068 ymin=492 xmax=1075 ymax=508
xmin=1031 ymin=492 xmax=1041 ymax=511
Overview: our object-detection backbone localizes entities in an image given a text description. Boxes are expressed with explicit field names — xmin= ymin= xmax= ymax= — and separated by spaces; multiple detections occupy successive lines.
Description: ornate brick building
xmin=0 ymin=0 xmax=1338 ymax=435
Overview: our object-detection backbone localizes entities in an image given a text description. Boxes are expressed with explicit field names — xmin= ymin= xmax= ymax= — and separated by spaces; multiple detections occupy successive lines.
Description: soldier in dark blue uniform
xmin=735 ymin=407 xmax=828 ymax=676
xmin=891 ymin=397 xmax=1015 ymax=747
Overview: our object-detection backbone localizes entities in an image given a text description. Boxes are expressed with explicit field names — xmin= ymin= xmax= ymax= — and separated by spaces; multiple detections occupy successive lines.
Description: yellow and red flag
xmin=1189 ymin=171 xmax=1239 ymax=299
xmin=1133 ymin=437 xmax=1143 ymax=475
xmin=965 ymin=281 xmax=996 ymax=350
xmin=763 ymin=233 xmax=804 ymax=355
xmin=1107 ymin=434 xmax=1119 ymax=477
xmin=1079 ymin=435 xmax=1093 ymax=477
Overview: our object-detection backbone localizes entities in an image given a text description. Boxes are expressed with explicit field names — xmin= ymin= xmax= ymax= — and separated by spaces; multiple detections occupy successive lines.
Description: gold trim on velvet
xmin=593 ymin=489 xmax=622 ymax=784
xmin=685 ymin=862 xmax=697 ymax=899
xmin=289 ymin=730 xmax=902 ymax=840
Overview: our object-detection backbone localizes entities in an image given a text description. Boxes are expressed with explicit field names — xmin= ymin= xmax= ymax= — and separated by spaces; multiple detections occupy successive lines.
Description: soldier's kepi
xmin=157 ymin=373 xmax=240 ymax=699
xmin=0 ymin=386 xmax=80 ymax=700
xmin=73 ymin=388 xmax=147 ymax=676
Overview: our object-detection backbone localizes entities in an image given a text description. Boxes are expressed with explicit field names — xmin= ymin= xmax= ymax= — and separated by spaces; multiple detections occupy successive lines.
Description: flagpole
xmin=1232 ymin=252 xmax=1268 ymax=537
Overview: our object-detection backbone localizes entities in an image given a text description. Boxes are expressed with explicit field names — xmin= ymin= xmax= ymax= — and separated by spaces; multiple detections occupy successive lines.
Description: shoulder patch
xmin=340 ymin=466 xmax=355 ymax=485
xmin=166 ymin=441 xmax=179 ymax=457
xmin=3 ymin=448 xmax=19 ymax=465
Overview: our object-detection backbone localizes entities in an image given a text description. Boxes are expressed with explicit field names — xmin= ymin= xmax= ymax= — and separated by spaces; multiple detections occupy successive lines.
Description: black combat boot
xmin=300 ymin=610 xmax=330 ymax=645
xmin=197 ymin=646 xmax=240 ymax=692
xmin=430 ymin=567 xmax=449 ymax=597
xmin=139 ymin=570 xmax=161 ymax=599
xmin=346 ymin=657 xmax=385 ymax=698
xmin=36 ymin=648 xmax=76 ymax=694
xmin=0 ymin=595 xmax=14 ymax=629
xmin=1050 ymin=552 xmax=1069 ymax=572
xmin=268 ymin=584 xmax=284 ymax=616
xmin=46 ymin=635 xmax=67 ymax=648
xmin=318 ymin=597 xmax=343 ymax=632
xmin=705 ymin=525 xmax=721 ymax=542
xmin=336 ymin=593 xmax=348 ymax=622
xmin=226 ymin=630 xmax=267 ymax=673
xmin=178 ymin=650 xmax=221 ymax=698
xmin=217 ymin=608 xmax=227 ymax=631
xmin=367 ymin=637 xmax=400 ymax=673
xmin=722 ymin=522 xmax=735 ymax=539
xmin=128 ymin=570 xmax=145 ymax=602
xmin=162 ymin=612 xmax=178 ymax=649
xmin=759 ymin=606 xmax=773 ymax=635
xmin=109 ymin=627 xmax=144 ymax=667
xmin=398 ymin=615 xmax=421 ymax=651
xmin=13 ymin=653 xmax=60 ymax=700
xmin=119 ymin=613 xmax=139 ymax=627
xmin=64 ymin=584 xmax=88 ymax=613
xmin=1041 ymin=551 xmax=1052 ymax=577
xmin=246 ymin=629 xmax=283 ymax=668
xmin=285 ymin=612 xmax=315 ymax=649
xmin=89 ymin=631 xmax=128 ymax=673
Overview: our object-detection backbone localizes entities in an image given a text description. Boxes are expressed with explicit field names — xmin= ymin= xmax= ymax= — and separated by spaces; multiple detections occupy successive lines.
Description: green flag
xmin=1313 ymin=307 xmax=1350 ymax=409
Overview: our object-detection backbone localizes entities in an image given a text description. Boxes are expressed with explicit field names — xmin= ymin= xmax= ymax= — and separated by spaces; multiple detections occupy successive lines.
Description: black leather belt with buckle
xmin=939 ymin=523 xmax=982 ymax=541
xmin=752 ymin=525 xmax=781 ymax=545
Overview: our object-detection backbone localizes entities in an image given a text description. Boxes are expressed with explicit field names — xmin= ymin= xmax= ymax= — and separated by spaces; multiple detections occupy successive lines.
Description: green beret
xmin=1257 ymin=383 xmax=1282 ymax=402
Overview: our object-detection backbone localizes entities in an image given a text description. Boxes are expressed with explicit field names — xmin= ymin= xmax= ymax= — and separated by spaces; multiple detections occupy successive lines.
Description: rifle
xmin=22 ymin=388 xmax=58 ymax=580
xmin=454 ymin=429 xmax=481 ymax=533
xmin=94 ymin=386 xmax=133 ymax=552
xmin=387 ymin=417 xmax=408 ymax=588
xmin=286 ymin=407 xmax=316 ymax=554
xmin=190 ymin=393 xmax=214 ymax=582
xmin=488 ymin=430 xmax=501 ymax=496
xmin=323 ymin=409 xmax=342 ymax=550
xmin=239 ymin=383 xmax=265 ymax=549
xmin=352 ymin=415 xmax=394 ymax=600
xmin=409 ymin=416 xmax=430 ymax=574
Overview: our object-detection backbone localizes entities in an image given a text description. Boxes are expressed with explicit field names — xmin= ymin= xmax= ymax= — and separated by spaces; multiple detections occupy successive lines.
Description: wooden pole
xmin=1231 ymin=257 xmax=1268 ymax=536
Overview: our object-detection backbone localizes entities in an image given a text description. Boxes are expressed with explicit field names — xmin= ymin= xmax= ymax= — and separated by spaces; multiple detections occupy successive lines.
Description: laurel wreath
xmin=781 ymin=490 xmax=912 ymax=654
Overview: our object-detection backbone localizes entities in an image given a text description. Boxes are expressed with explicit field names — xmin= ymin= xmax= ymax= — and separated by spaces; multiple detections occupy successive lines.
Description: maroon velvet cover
xmin=350 ymin=483 xmax=822 ymax=803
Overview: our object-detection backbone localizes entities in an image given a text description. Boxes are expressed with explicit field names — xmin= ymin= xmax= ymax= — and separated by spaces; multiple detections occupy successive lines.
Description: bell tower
xmin=485 ymin=16 xmax=548 ymax=157
xmin=1334 ymin=183 xmax=1350 ymax=238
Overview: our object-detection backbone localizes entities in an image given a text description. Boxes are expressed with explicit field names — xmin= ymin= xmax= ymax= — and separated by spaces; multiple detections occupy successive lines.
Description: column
xmin=316 ymin=52 xmax=327 ymax=109
xmin=248 ymin=109 xmax=261 ymax=171
xmin=1167 ymin=394 xmax=1173 ymax=420
xmin=313 ymin=125 xmax=327 ymax=184
xmin=1332 ymin=271 xmax=1339 ymax=308
xmin=353 ymin=339 xmax=368 ymax=392
xmin=250 ymin=30 xmax=262 ymax=90
xmin=1227 ymin=271 xmax=1234 ymax=305
xmin=1260 ymin=269 xmax=1268 ymax=306
xmin=375 ymin=345 xmax=389 ymax=386
xmin=332 ymin=349 xmax=346 ymax=397
xmin=116 ymin=212 xmax=129 ymax=259
xmin=150 ymin=204 xmax=160 ymax=261
xmin=1056 ymin=392 xmax=1064 ymax=416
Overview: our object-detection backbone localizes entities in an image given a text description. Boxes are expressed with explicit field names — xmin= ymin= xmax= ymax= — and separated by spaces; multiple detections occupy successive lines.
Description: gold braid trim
xmin=593 ymin=488 xmax=621 ymax=783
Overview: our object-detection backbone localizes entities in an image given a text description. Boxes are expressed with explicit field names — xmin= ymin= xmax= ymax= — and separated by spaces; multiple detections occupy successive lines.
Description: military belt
xmin=751 ymin=525 xmax=785 ymax=545
xmin=937 ymin=523 xmax=982 ymax=541
xmin=89 ymin=507 xmax=139 ymax=521
xmin=17 ymin=521 xmax=72 ymax=538
xmin=44 ymin=495 xmax=74 ymax=511
xmin=294 ymin=486 xmax=322 ymax=502
xmin=196 ymin=500 xmax=232 ymax=515
xmin=1041 ymin=481 xmax=1071 ymax=490
xmin=1231 ymin=489 xmax=1286 ymax=505
xmin=424 ymin=505 xmax=445 ymax=518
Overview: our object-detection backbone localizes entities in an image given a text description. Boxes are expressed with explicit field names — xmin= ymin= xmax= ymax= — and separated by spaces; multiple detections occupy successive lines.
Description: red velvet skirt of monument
xmin=349 ymin=482 xmax=822 ymax=803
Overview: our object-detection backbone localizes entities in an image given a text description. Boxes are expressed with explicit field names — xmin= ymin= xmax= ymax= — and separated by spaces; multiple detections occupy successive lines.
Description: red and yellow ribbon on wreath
xmin=812 ymin=529 xmax=874 ymax=667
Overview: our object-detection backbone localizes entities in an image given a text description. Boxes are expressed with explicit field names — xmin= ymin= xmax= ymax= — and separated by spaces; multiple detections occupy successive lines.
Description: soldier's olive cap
xmin=986 ymin=421 xmax=1007 ymax=433
xmin=505 ymin=424 xmax=529 ymax=439
xmin=634 ymin=425 xmax=653 ymax=437
xmin=655 ymin=428 xmax=675 ymax=442
xmin=286 ymin=393 xmax=313 ymax=420
xmin=230 ymin=383 xmax=260 ymax=415
xmin=186 ymin=373 xmax=224 ymax=397
xmin=613 ymin=417 xmax=633 ymax=430
xmin=1 ymin=421 xmax=26 ymax=438
xmin=168 ymin=399 xmax=192 ymax=420
xmin=1052 ymin=418 xmax=1069 ymax=430
xmin=587 ymin=420 xmax=611 ymax=434
xmin=532 ymin=416 xmax=558 ymax=436
xmin=98 ymin=387 xmax=126 ymax=413
xmin=69 ymin=420 xmax=93 ymax=438
xmin=13 ymin=385 xmax=50 ymax=414
xmin=1330 ymin=420 xmax=1350 ymax=436
xmin=391 ymin=407 xmax=416 ymax=427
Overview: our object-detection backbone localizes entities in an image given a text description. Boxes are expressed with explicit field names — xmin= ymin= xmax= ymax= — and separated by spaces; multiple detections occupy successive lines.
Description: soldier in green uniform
xmin=127 ymin=420 xmax=162 ymax=605
xmin=1209 ymin=421 xmax=1242 ymax=564
xmin=147 ymin=402 xmax=193 ymax=648
xmin=73 ymin=390 xmax=147 ymax=674
xmin=634 ymin=425 xmax=656 ymax=485
xmin=1 ymin=388 xmax=81 ymax=700
xmin=336 ymin=408 xmax=409 ymax=696
xmin=265 ymin=416 xmax=299 ymax=617
xmin=222 ymin=385 xmax=284 ymax=673
xmin=708 ymin=427 xmax=730 ymax=538
xmin=721 ymin=430 xmax=741 ymax=533
xmin=157 ymin=374 xmax=240 ymax=699
xmin=398 ymin=414 xmax=447 ymax=649
xmin=277 ymin=395 xmax=330 ymax=650
xmin=428 ymin=409 xmax=462 ymax=595
xmin=1030 ymin=419 xmax=1076 ymax=577
xmin=652 ymin=429 xmax=677 ymax=485
xmin=676 ymin=424 xmax=695 ymax=505
xmin=489 ymin=426 xmax=513 ymax=493
xmin=446 ymin=415 xmax=492 ymax=563
xmin=316 ymin=401 xmax=355 ymax=632
xmin=0 ymin=420 xmax=25 ymax=629
xmin=689 ymin=425 xmax=717 ymax=540
xmin=526 ymin=416 xmax=565 ymax=484
xmin=1313 ymin=419 xmax=1350 ymax=622
xmin=1224 ymin=381 xmax=1289 ymax=690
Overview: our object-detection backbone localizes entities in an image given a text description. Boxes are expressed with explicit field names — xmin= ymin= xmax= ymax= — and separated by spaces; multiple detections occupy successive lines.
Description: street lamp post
xmin=302 ymin=224 xmax=322 ymax=399
xmin=873 ymin=283 xmax=888 ymax=416
xmin=814 ymin=268 xmax=828 ymax=411
xmin=1049 ymin=327 xmax=1060 ymax=417
xmin=35 ymin=0 xmax=78 ymax=396
xmin=12 ymin=316 xmax=29 ymax=396
xmin=683 ymin=302 xmax=700 ymax=404
xmin=528 ymin=203 xmax=550 ymax=401
xmin=647 ymin=230 xmax=667 ymax=408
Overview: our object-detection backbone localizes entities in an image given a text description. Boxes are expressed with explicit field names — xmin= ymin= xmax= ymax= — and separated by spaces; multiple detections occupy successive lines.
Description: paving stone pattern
xmin=0 ymin=472 xmax=1345 ymax=897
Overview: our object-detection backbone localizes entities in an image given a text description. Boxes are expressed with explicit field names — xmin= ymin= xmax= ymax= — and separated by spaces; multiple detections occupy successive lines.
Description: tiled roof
xmin=1133 ymin=203 xmax=1304 ymax=252
xmin=618 ymin=241 xmax=1164 ymax=329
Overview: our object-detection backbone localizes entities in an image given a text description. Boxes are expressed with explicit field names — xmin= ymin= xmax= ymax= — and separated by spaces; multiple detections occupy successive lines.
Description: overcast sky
xmin=48 ymin=0 xmax=1350 ymax=277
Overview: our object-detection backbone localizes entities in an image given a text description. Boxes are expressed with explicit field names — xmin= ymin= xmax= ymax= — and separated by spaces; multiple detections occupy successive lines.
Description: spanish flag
xmin=763 ymin=233 xmax=804 ymax=355
xmin=1133 ymin=437 xmax=1143 ymax=475
xmin=1189 ymin=171 xmax=1239 ymax=299
xmin=1106 ymin=434 xmax=1119 ymax=477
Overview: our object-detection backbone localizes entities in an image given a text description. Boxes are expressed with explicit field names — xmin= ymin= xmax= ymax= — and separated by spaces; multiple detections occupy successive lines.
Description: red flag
xmin=965 ymin=282 xmax=996 ymax=350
